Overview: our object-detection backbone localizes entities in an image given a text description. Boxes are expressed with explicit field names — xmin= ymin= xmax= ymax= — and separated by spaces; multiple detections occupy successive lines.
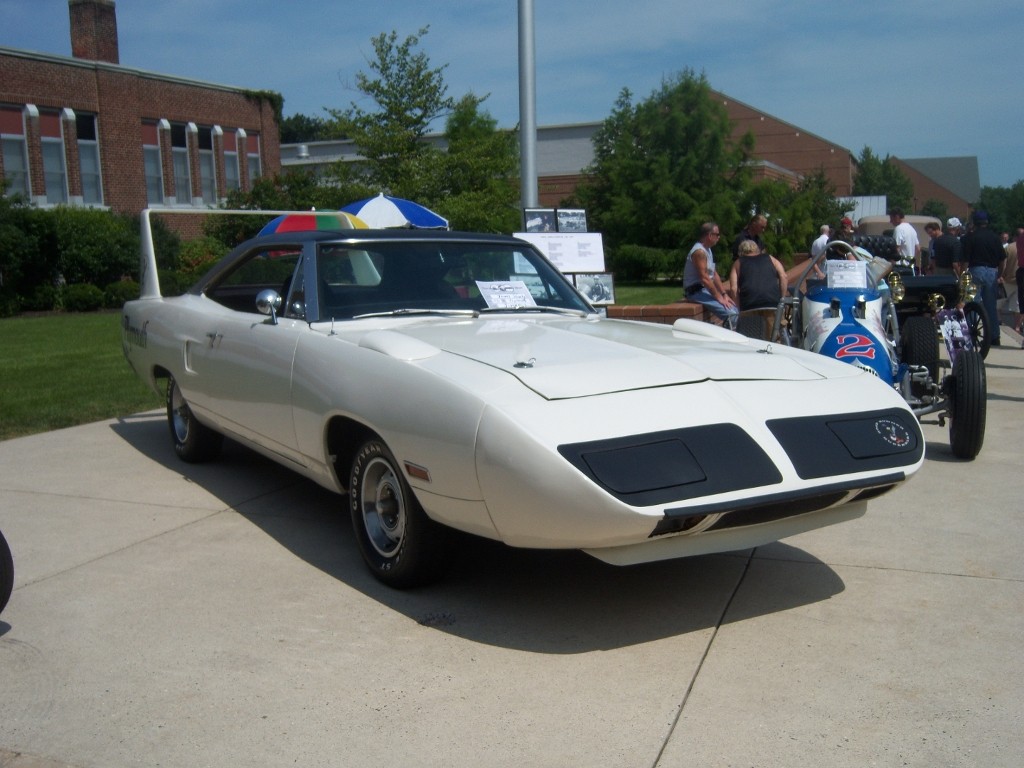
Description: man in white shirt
xmin=889 ymin=207 xmax=920 ymax=273
xmin=810 ymin=224 xmax=831 ymax=260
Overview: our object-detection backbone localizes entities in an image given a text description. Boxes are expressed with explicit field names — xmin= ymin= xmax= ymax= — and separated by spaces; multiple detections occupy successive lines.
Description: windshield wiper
xmin=476 ymin=306 xmax=591 ymax=317
xmin=351 ymin=308 xmax=478 ymax=319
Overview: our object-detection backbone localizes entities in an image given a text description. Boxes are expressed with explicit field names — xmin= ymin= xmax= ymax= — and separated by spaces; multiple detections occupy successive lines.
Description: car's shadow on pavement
xmin=112 ymin=414 xmax=846 ymax=654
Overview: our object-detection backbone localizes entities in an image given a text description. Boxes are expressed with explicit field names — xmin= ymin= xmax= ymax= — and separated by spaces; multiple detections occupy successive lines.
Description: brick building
xmin=0 ymin=0 xmax=280 ymax=217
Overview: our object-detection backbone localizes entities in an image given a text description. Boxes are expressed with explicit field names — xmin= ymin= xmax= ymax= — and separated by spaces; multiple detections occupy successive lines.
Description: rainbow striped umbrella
xmin=258 ymin=211 xmax=368 ymax=235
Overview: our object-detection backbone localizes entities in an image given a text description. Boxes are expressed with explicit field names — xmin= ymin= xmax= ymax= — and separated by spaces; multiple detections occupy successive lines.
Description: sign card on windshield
xmin=476 ymin=280 xmax=538 ymax=309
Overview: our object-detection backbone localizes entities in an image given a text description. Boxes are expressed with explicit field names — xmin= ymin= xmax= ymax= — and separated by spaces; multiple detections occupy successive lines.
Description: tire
xmin=349 ymin=439 xmax=452 ymax=589
xmin=962 ymin=301 xmax=991 ymax=359
xmin=901 ymin=315 xmax=939 ymax=392
xmin=166 ymin=377 xmax=223 ymax=463
xmin=948 ymin=350 xmax=987 ymax=460
xmin=0 ymin=528 xmax=13 ymax=616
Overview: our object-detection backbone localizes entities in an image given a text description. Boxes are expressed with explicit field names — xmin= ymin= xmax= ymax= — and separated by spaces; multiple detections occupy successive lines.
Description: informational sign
xmin=475 ymin=280 xmax=538 ymax=309
xmin=827 ymin=260 xmax=868 ymax=290
xmin=514 ymin=232 xmax=605 ymax=273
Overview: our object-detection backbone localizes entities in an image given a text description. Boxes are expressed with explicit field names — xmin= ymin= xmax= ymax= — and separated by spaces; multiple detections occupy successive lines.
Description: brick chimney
xmin=69 ymin=0 xmax=120 ymax=64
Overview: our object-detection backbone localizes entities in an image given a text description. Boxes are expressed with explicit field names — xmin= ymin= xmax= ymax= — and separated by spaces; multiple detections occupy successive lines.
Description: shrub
xmin=156 ymin=270 xmax=189 ymax=297
xmin=21 ymin=284 xmax=62 ymax=312
xmin=62 ymin=283 xmax=105 ymax=312
xmin=53 ymin=207 xmax=138 ymax=286
xmin=178 ymin=236 xmax=227 ymax=280
xmin=104 ymin=280 xmax=140 ymax=308
xmin=0 ymin=293 xmax=20 ymax=318
xmin=609 ymin=244 xmax=678 ymax=282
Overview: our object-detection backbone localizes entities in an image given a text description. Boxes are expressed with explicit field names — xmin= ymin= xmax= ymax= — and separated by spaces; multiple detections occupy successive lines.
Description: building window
xmin=76 ymin=113 xmax=102 ymax=205
xmin=170 ymin=122 xmax=191 ymax=204
xmin=197 ymin=126 xmax=216 ymax=203
xmin=1 ymin=106 xmax=29 ymax=198
xmin=247 ymin=133 xmax=261 ymax=185
xmin=40 ymin=111 xmax=67 ymax=205
xmin=141 ymin=122 xmax=163 ymax=205
xmin=1 ymin=105 xmax=30 ymax=198
xmin=224 ymin=131 xmax=240 ymax=192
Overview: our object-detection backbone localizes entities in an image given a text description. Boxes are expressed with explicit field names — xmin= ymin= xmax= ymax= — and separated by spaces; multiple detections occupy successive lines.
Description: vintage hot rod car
xmin=123 ymin=212 xmax=925 ymax=587
xmin=765 ymin=241 xmax=986 ymax=460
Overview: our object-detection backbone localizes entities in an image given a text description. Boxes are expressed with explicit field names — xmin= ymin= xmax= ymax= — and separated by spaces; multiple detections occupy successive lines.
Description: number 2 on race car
xmin=835 ymin=334 xmax=876 ymax=360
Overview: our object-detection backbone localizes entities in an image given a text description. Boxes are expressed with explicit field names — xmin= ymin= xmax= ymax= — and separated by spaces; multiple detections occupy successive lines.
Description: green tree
xmin=741 ymin=170 xmax=847 ymax=261
xmin=920 ymin=199 xmax=949 ymax=222
xmin=430 ymin=94 xmax=520 ymax=233
xmin=977 ymin=181 xmax=1024 ymax=232
xmin=279 ymin=113 xmax=347 ymax=143
xmin=207 ymin=170 xmax=365 ymax=246
xmin=852 ymin=146 xmax=914 ymax=212
xmin=574 ymin=70 xmax=754 ymax=252
xmin=327 ymin=27 xmax=454 ymax=197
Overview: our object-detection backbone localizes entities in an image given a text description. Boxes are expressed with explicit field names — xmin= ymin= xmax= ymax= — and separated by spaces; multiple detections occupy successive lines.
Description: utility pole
xmin=517 ymin=0 xmax=538 ymax=208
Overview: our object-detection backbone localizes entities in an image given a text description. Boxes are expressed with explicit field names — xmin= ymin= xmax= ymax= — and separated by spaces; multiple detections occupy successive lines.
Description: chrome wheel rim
xmin=170 ymin=384 xmax=191 ymax=444
xmin=359 ymin=457 xmax=407 ymax=558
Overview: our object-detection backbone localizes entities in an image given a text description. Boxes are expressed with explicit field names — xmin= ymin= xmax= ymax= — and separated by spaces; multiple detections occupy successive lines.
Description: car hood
xmin=346 ymin=316 xmax=854 ymax=400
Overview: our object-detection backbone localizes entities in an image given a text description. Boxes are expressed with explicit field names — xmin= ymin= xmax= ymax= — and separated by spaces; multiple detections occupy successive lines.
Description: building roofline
xmin=0 ymin=45 xmax=271 ymax=99
xmin=710 ymin=88 xmax=854 ymax=158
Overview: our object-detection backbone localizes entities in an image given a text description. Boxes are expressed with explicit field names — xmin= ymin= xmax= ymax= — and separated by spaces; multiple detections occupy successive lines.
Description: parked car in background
xmin=123 ymin=212 xmax=925 ymax=588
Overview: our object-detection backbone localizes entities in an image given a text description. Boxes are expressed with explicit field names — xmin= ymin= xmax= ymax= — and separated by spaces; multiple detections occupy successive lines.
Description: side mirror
xmin=256 ymin=289 xmax=282 ymax=325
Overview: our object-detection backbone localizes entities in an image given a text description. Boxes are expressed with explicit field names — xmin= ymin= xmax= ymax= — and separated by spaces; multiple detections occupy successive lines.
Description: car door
xmin=188 ymin=243 xmax=306 ymax=461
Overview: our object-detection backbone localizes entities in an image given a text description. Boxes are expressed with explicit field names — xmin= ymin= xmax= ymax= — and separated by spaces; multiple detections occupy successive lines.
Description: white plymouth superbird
xmin=123 ymin=216 xmax=923 ymax=587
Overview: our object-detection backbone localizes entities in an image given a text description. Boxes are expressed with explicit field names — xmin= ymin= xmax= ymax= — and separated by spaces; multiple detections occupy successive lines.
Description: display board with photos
xmin=522 ymin=207 xmax=588 ymax=233
xmin=573 ymin=272 xmax=615 ymax=305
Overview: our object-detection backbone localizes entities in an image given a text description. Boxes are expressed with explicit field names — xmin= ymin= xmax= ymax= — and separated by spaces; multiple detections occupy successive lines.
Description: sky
xmin=2 ymin=0 xmax=1022 ymax=189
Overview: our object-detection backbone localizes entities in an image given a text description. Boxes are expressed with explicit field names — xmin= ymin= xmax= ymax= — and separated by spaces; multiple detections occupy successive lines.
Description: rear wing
xmin=138 ymin=208 xmax=335 ymax=299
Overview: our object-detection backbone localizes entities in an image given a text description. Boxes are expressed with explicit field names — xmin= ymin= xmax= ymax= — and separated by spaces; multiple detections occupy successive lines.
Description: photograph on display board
xmin=556 ymin=208 xmax=588 ymax=233
xmin=574 ymin=272 xmax=615 ymax=305
xmin=523 ymin=208 xmax=556 ymax=233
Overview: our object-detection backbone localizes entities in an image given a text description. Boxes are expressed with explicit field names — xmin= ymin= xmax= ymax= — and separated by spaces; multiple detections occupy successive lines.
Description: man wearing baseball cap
xmin=963 ymin=210 xmax=1006 ymax=346
xmin=932 ymin=217 xmax=964 ymax=276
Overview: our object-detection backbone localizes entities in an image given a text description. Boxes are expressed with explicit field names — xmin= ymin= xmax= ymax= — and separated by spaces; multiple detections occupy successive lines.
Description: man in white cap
xmin=932 ymin=217 xmax=964 ymax=276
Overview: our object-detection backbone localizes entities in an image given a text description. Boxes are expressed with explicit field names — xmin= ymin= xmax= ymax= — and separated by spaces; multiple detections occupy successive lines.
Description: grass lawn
xmin=0 ymin=282 xmax=683 ymax=441
xmin=612 ymin=281 xmax=683 ymax=305
xmin=0 ymin=312 xmax=163 ymax=441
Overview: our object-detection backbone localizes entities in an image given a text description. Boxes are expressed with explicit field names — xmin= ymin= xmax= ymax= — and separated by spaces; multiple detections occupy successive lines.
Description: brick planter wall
xmin=605 ymin=302 xmax=708 ymax=324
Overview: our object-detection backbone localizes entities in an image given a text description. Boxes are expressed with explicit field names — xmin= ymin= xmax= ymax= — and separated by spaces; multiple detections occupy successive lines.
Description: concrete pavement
xmin=1 ymin=328 xmax=1022 ymax=768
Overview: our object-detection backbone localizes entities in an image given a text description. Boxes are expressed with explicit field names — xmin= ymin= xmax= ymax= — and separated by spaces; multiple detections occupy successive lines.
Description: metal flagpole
xmin=517 ymin=0 xmax=538 ymax=208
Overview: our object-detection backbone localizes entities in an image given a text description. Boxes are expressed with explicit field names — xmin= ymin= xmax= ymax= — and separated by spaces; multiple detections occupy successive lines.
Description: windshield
xmin=315 ymin=241 xmax=591 ymax=320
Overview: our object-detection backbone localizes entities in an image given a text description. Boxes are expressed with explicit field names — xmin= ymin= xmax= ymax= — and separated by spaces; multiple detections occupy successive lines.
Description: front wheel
xmin=166 ymin=377 xmax=223 ymax=463
xmin=948 ymin=350 xmax=986 ymax=460
xmin=962 ymin=301 xmax=991 ymax=359
xmin=0 ymin=528 xmax=13 ymax=616
xmin=349 ymin=439 xmax=452 ymax=589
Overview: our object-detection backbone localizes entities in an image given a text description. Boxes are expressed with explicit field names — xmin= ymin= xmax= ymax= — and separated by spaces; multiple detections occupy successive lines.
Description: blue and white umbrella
xmin=341 ymin=193 xmax=449 ymax=229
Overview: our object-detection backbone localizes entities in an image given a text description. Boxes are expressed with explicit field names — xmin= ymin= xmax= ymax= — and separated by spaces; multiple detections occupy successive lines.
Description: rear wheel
xmin=948 ymin=350 xmax=986 ymax=460
xmin=349 ymin=439 xmax=452 ymax=588
xmin=962 ymin=301 xmax=991 ymax=359
xmin=167 ymin=377 xmax=223 ymax=463
xmin=901 ymin=316 xmax=939 ymax=395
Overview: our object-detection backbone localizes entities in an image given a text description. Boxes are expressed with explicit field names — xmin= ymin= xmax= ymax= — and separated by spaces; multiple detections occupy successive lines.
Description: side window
xmin=207 ymin=247 xmax=302 ymax=314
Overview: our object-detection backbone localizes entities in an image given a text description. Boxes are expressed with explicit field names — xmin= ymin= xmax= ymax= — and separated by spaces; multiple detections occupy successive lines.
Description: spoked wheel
xmin=0 ymin=528 xmax=13 ymax=616
xmin=349 ymin=439 xmax=452 ymax=588
xmin=166 ymin=376 xmax=223 ymax=463
xmin=962 ymin=301 xmax=991 ymax=359
xmin=948 ymin=350 xmax=987 ymax=460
